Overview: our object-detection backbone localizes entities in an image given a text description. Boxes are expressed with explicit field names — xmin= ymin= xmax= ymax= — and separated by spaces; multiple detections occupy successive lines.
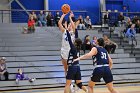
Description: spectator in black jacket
xmin=118 ymin=12 xmax=124 ymax=27
xmin=55 ymin=12 xmax=61 ymax=26
xmin=46 ymin=12 xmax=54 ymax=26
xmin=104 ymin=12 xmax=110 ymax=24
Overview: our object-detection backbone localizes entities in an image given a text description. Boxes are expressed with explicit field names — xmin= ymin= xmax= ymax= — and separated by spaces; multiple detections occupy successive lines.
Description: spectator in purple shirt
xmin=16 ymin=68 xmax=36 ymax=84
xmin=16 ymin=68 xmax=25 ymax=81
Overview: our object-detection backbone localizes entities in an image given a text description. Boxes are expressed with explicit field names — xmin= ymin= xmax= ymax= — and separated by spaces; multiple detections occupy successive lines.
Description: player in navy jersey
xmin=74 ymin=38 xmax=119 ymax=93
xmin=64 ymin=30 xmax=87 ymax=93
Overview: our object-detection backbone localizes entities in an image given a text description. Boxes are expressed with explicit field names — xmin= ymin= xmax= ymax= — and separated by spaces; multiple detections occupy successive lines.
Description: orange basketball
xmin=61 ymin=4 xmax=70 ymax=14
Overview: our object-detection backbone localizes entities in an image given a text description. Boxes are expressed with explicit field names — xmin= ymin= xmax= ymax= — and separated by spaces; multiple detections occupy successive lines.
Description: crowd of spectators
xmin=103 ymin=6 xmax=140 ymax=44
xmin=23 ymin=11 xmax=93 ymax=34
xmin=81 ymin=34 xmax=118 ymax=54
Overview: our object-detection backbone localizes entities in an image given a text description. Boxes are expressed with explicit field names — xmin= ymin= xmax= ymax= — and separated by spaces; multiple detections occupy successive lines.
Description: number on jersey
xmin=101 ymin=52 xmax=107 ymax=59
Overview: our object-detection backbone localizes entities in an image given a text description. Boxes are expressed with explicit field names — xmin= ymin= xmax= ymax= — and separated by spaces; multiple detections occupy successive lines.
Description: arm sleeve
xmin=75 ymin=29 xmax=78 ymax=38
xmin=66 ymin=30 xmax=75 ymax=49
xmin=66 ymin=30 xmax=77 ymax=56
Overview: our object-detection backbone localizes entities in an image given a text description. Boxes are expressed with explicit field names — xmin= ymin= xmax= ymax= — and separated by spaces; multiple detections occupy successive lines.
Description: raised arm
xmin=58 ymin=14 xmax=66 ymax=32
xmin=69 ymin=12 xmax=75 ymax=32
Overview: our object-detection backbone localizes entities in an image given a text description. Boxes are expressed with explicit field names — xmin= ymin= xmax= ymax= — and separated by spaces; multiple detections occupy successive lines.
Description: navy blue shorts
xmin=91 ymin=66 xmax=113 ymax=84
xmin=66 ymin=66 xmax=81 ymax=80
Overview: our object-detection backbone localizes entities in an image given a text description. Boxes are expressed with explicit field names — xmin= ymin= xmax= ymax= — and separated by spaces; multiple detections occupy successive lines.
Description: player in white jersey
xmin=58 ymin=12 xmax=76 ymax=76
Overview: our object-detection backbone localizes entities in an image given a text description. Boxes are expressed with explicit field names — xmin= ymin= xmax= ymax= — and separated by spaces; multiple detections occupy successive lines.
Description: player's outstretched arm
xmin=108 ymin=54 xmax=113 ymax=69
xmin=73 ymin=47 xmax=97 ymax=62
xmin=58 ymin=14 xmax=66 ymax=32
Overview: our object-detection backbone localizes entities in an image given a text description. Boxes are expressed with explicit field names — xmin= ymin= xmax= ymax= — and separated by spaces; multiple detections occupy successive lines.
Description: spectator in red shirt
xmin=23 ymin=16 xmax=35 ymax=34
xmin=28 ymin=16 xmax=35 ymax=33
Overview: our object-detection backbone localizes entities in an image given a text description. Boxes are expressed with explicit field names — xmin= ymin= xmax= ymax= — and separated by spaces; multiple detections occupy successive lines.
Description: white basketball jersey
xmin=61 ymin=30 xmax=75 ymax=51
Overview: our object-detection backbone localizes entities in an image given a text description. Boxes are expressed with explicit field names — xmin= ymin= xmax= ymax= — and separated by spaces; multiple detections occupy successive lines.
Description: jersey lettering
xmin=64 ymin=34 xmax=68 ymax=41
xmin=101 ymin=52 xmax=107 ymax=59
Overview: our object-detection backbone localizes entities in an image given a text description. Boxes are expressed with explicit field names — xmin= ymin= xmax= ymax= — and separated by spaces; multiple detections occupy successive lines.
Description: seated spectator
xmin=104 ymin=12 xmax=110 ymax=24
xmin=77 ymin=15 xmax=86 ymax=30
xmin=92 ymin=36 xmax=97 ymax=47
xmin=84 ymin=16 xmax=92 ymax=30
xmin=125 ymin=24 xmax=136 ymax=40
xmin=82 ymin=35 xmax=92 ymax=53
xmin=37 ymin=11 xmax=46 ymax=26
xmin=118 ymin=12 xmax=124 ymax=27
xmin=0 ymin=57 xmax=9 ymax=81
xmin=55 ymin=12 xmax=61 ymax=26
xmin=103 ymin=35 xmax=118 ymax=54
xmin=16 ymin=68 xmax=36 ymax=84
xmin=135 ymin=20 xmax=140 ymax=33
xmin=28 ymin=16 xmax=35 ymax=33
xmin=29 ymin=11 xmax=37 ymax=22
xmin=46 ymin=12 xmax=54 ymax=26
xmin=132 ymin=16 xmax=139 ymax=24
xmin=125 ymin=17 xmax=132 ymax=31
xmin=127 ymin=17 xmax=132 ymax=26
xmin=23 ymin=16 xmax=35 ymax=34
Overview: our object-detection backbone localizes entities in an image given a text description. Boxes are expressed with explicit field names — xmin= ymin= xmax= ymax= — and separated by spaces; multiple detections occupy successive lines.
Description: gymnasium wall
xmin=106 ymin=0 xmax=140 ymax=12
xmin=11 ymin=0 xmax=100 ymax=24
xmin=10 ymin=0 xmax=140 ymax=23
xmin=106 ymin=0 xmax=123 ymax=11
xmin=0 ymin=0 xmax=11 ymax=23
xmin=124 ymin=0 xmax=140 ymax=12
xmin=48 ymin=0 xmax=100 ymax=24
xmin=11 ymin=0 xmax=44 ymax=23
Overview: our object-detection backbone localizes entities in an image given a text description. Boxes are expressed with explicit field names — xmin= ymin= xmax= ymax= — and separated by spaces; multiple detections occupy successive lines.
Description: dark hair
xmin=75 ymin=38 xmax=82 ymax=51
xmin=75 ymin=38 xmax=82 ymax=46
xmin=97 ymin=38 xmax=104 ymax=47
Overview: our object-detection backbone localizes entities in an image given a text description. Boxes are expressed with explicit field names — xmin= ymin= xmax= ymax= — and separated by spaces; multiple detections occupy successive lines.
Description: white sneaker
xmin=70 ymin=84 xmax=74 ymax=93
xmin=86 ymin=89 xmax=88 ymax=93
xmin=15 ymin=79 xmax=19 ymax=84
xmin=73 ymin=84 xmax=80 ymax=93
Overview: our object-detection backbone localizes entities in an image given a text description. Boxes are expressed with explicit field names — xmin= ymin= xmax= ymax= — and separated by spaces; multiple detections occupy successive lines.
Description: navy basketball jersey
xmin=66 ymin=30 xmax=79 ymax=65
xmin=95 ymin=47 xmax=109 ymax=65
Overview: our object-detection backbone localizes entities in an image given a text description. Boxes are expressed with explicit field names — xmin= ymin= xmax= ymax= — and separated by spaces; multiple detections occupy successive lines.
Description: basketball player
xmin=58 ymin=12 xmax=76 ymax=76
xmin=73 ymin=38 xmax=119 ymax=93
xmin=64 ymin=30 xmax=87 ymax=93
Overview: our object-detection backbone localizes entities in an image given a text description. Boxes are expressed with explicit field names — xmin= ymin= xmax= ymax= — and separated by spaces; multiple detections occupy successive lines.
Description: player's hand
xmin=62 ymin=13 xmax=67 ymax=16
xmin=69 ymin=11 xmax=74 ymax=18
xmin=73 ymin=58 xmax=80 ymax=63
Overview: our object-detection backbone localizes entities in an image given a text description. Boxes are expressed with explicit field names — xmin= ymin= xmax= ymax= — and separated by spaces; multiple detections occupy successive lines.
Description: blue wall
xmin=106 ymin=0 xmax=140 ymax=12
xmin=106 ymin=0 xmax=123 ymax=11
xmin=48 ymin=0 xmax=100 ymax=24
xmin=11 ymin=0 xmax=44 ymax=23
xmin=11 ymin=0 xmax=100 ymax=24
xmin=124 ymin=0 xmax=140 ymax=12
xmin=11 ymin=0 xmax=140 ymax=23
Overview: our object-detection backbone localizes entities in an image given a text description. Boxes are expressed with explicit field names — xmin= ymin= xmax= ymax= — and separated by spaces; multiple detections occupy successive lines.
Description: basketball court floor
xmin=1 ymin=84 xmax=140 ymax=93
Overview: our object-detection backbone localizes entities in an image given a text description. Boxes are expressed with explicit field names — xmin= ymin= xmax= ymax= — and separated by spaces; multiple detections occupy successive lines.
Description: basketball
xmin=61 ymin=4 xmax=70 ymax=14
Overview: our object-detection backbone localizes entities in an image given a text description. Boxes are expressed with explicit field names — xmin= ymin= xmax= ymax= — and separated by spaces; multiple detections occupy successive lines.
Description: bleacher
xmin=0 ymin=23 xmax=140 ymax=90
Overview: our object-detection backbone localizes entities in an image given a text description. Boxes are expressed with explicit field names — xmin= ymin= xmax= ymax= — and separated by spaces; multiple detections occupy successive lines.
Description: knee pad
xmin=76 ymin=82 xmax=83 ymax=89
